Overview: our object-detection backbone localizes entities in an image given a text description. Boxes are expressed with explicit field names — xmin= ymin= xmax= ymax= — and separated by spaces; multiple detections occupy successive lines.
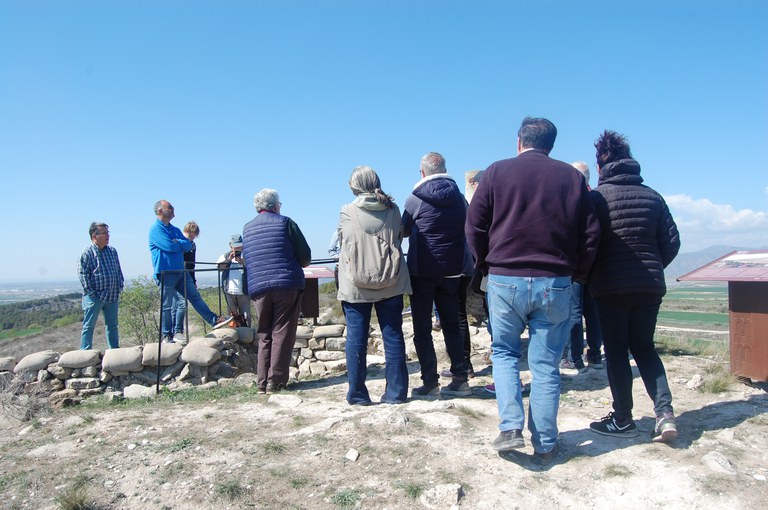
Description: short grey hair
xmin=420 ymin=152 xmax=447 ymax=176
xmin=153 ymin=200 xmax=165 ymax=215
xmin=89 ymin=222 xmax=108 ymax=239
xmin=254 ymin=188 xmax=280 ymax=212
xmin=571 ymin=161 xmax=590 ymax=182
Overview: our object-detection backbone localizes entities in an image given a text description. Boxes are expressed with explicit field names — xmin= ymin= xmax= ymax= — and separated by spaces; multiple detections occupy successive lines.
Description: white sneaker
xmin=173 ymin=334 xmax=188 ymax=345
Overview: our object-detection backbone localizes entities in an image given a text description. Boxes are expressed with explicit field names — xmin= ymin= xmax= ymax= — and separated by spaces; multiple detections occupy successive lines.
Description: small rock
xmin=702 ymin=451 xmax=736 ymax=475
xmin=686 ymin=374 xmax=704 ymax=390
xmin=420 ymin=483 xmax=463 ymax=509
xmin=345 ymin=448 xmax=360 ymax=461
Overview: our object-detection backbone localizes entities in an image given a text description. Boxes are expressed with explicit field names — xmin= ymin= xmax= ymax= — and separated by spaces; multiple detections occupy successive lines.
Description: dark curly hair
xmin=594 ymin=130 xmax=632 ymax=168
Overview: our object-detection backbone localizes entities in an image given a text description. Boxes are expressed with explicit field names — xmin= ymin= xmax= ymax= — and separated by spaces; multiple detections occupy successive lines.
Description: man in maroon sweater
xmin=466 ymin=117 xmax=600 ymax=464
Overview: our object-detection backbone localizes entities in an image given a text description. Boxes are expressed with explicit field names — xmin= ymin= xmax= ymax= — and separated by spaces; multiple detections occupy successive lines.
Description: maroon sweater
xmin=466 ymin=149 xmax=600 ymax=280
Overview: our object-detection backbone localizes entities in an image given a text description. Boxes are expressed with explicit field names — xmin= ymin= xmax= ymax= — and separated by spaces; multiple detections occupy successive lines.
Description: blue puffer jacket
xmin=242 ymin=212 xmax=305 ymax=298
xmin=402 ymin=174 xmax=467 ymax=277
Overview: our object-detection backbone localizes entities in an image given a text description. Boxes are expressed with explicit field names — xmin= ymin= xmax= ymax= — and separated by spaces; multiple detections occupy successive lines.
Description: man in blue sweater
xmin=149 ymin=200 xmax=227 ymax=342
xmin=466 ymin=118 xmax=600 ymax=464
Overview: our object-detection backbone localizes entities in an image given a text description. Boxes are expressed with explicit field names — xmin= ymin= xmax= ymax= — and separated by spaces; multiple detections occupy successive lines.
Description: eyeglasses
xmin=95 ymin=231 xmax=109 ymax=236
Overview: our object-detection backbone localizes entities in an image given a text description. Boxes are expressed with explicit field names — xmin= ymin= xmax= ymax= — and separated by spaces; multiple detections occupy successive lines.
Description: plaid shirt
xmin=78 ymin=244 xmax=124 ymax=303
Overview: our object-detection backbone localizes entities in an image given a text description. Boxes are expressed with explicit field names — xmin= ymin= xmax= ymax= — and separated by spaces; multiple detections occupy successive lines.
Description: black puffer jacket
xmin=589 ymin=158 xmax=680 ymax=298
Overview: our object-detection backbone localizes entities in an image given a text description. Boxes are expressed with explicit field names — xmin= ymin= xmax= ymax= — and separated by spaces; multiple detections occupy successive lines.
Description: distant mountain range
xmin=666 ymin=245 xmax=766 ymax=283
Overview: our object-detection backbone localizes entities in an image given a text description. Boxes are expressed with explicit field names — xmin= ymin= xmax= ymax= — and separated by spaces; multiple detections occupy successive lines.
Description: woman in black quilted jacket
xmin=587 ymin=130 xmax=681 ymax=443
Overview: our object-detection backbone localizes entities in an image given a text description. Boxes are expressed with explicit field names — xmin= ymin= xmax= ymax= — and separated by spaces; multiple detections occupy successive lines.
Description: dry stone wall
xmin=0 ymin=324 xmax=360 ymax=405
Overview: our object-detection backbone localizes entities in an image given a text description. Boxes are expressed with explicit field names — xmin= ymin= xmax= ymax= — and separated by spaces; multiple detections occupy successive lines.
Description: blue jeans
xmin=410 ymin=276 xmax=468 ymax=386
xmin=159 ymin=272 xmax=217 ymax=337
xmin=80 ymin=295 xmax=119 ymax=349
xmin=487 ymin=275 xmax=571 ymax=454
xmin=171 ymin=291 xmax=187 ymax=334
xmin=342 ymin=295 xmax=408 ymax=404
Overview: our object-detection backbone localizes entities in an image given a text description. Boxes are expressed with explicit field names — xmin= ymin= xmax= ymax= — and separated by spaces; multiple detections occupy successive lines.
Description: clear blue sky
xmin=1 ymin=0 xmax=766 ymax=282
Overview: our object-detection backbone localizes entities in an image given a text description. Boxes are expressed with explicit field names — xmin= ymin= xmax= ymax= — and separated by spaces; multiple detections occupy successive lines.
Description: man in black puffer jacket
xmin=588 ymin=130 xmax=681 ymax=443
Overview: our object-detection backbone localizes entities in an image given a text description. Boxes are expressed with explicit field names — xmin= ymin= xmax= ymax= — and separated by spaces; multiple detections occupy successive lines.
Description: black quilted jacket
xmin=589 ymin=158 xmax=680 ymax=298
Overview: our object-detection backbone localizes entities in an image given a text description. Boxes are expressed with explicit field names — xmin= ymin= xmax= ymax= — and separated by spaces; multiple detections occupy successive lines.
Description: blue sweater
xmin=149 ymin=220 xmax=192 ymax=282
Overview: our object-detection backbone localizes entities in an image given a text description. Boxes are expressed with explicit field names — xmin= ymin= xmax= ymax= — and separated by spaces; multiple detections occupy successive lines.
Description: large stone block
xmin=47 ymin=364 xmax=73 ymax=380
xmin=205 ymin=328 xmax=238 ymax=343
xmin=308 ymin=361 xmax=327 ymax=375
xmin=314 ymin=351 xmax=345 ymax=362
xmin=65 ymin=377 xmax=101 ymax=390
xmin=15 ymin=351 xmax=59 ymax=374
xmin=313 ymin=324 xmax=345 ymax=338
xmin=180 ymin=344 xmax=221 ymax=367
xmin=13 ymin=351 xmax=59 ymax=375
xmin=189 ymin=336 xmax=225 ymax=350
xmin=325 ymin=337 xmax=346 ymax=351
xmin=295 ymin=326 xmax=313 ymax=339
xmin=141 ymin=342 xmax=183 ymax=367
xmin=102 ymin=346 xmax=143 ymax=373
xmin=308 ymin=338 xmax=325 ymax=350
xmin=123 ymin=384 xmax=157 ymax=399
xmin=236 ymin=327 xmax=255 ymax=344
xmin=324 ymin=360 xmax=347 ymax=373
xmin=294 ymin=337 xmax=309 ymax=348
xmin=58 ymin=350 xmax=101 ymax=369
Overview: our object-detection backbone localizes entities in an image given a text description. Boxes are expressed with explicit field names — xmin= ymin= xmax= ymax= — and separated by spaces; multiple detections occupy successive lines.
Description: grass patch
xmin=0 ymin=327 xmax=44 ymax=340
xmin=290 ymin=476 xmax=309 ymax=489
xmin=330 ymin=488 xmax=361 ymax=509
xmin=399 ymin=481 xmax=424 ymax=499
xmin=292 ymin=415 xmax=306 ymax=428
xmin=263 ymin=439 xmax=287 ymax=455
xmin=81 ymin=414 xmax=95 ymax=425
xmin=602 ymin=464 xmax=631 ymax=478
xmin=657 ymin=310 xmax=728 ymax=326
xmin=655 ymin=335 xmax=727 ymax=358
xmin=214 ymin=479 xmax=245 ymax=500
xmin=169 ymin=437 xmax=194 ymax=452
xmin=701 ymin=365 xmax=735 ymax=393
xmin=54 ymin=483 xmax=96 ymax=510
xmin=452 ymin=404 xmax=485 ymax=420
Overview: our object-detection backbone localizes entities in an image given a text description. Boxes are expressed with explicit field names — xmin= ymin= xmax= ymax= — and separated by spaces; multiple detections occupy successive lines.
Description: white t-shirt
xmin=217 ymin=253 xmax=245 ymax=295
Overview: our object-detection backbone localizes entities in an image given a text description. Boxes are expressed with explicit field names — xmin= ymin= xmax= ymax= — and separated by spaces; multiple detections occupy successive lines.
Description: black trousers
xmin=595 ymin=295 xmax=673 ymax=420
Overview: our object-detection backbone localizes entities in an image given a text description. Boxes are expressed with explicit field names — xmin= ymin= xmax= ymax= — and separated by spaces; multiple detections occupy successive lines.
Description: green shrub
xmin=118 ymin=276 xmax=161 ymax=345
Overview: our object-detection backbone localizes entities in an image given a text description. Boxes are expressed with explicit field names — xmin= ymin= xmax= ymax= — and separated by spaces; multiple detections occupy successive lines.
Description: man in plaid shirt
xmin=78 ymin=222 xmax=124 ymax=349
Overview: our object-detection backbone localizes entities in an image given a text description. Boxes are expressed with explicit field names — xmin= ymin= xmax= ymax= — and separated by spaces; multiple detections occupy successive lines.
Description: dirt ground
xmin=1 ymin=326 xmax=767 ymax=510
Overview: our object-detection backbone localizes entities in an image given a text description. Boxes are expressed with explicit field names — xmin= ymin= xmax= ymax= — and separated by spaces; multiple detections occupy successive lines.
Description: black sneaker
xmin=492 ymin=429 xmax=525 ymax=451
xmin=411 ymin=384 xmax=439 ymax=400
xmin=588 ymin=356 xmax=604 ymax=369
xmin=441 ymin=379 xmax=472 ymax=397
xmin=652 ymin=412 xmax=678 ymax=443
xmin=532 ymin=443 xmax=559 ymax=466
xmin=589 ymin=412 xmax=639 ymax=437
xmin=574 ymin=359 xmax=588 ymax=373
